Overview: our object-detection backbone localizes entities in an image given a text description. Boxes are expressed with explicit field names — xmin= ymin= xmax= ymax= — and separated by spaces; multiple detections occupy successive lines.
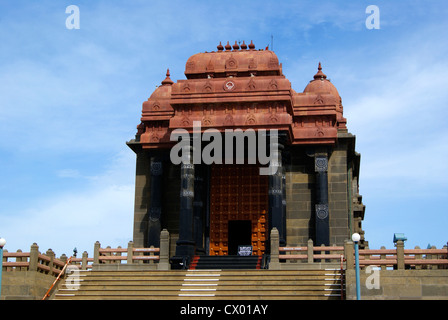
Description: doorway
xmin=228 ymin=220 xmax=252 ymax=255
xmin=209 ymin=164 xmax=268 ymax=256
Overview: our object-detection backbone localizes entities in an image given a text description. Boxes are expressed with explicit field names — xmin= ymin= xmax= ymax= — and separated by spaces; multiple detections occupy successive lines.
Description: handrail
xmin=42 ymin=256 xmax=72 ymax=300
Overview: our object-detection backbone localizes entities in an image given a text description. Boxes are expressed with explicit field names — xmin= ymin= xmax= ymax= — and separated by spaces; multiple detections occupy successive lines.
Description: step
xmin=54 ymin=268 xmax=345 ymax=300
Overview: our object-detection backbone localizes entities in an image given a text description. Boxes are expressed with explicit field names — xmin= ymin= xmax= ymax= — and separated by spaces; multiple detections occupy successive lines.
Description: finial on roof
xmin=233 ymin=41 xmax=240 ymax=50
xmin=248 ymin=40 xmax=255 ymax=50
xmin=161 ymin=68 xmax=174 ymax=85
xmin=313 ymin=62 xmax=327 ymax=80
xmin=217 ymin=41 xmax=224 ymax=51
xmin=240 ymin=40 xmax=247 ymax=50
xmin=225 ymin=41 xmax=232 ymax=51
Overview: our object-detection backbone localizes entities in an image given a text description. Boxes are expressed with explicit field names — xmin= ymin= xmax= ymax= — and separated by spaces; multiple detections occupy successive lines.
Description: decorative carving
xmin=315 ymin=204 xmax=329 ymax=220
xmin=224 ymin=114 xmax=234 ymax=126
xmin=152 ymin=102 xmax=160 ymax=111
xmin=150 ymin=161 xmax=163 ymax=176
xmin=268 ymin=79 xmax=278 ymax=90
xmin=314 ymin=94 xmax=324 ymax=105
xmin=246 ymin=77 xmax=256 ymax=90
xmin=225 ymin=55 xmax=238 ymax=69
xmin=223 ymin=80 xmax=236 ymax=91
xmin=181 ymin=117 xmax=191 ymax=126
xmin=315 ymin=156 xmax=328 ymax=172
xmin=269 ymin=114 xmax=279 ymax=123
xmin=245 ymin=114 xmax=256 ymax=125
xmin=203 ymin=80 xmax=212 ymax=92
xmin=202 ymin=116 xmax=213 ymax=126
xmin=315 ymin=126 xmax=324 ymax=137
xmin=150 ymin=133 xmax=160 ymax=143
xmin=182 ymin=83 xmax=191 ymax=93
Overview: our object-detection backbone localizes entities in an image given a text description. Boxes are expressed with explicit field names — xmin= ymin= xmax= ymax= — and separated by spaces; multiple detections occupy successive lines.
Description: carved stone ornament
xmin=268 ymin=79 xmax=278 ymax=90
xmin=315 ymin=204 xmax=329 ymax=220
xmin=223 ymin=80 xmax=236 ymax=91
xmin=202 ymin=116 xmax=213 ymax=126
xmin=246 ymin=78 xmax=256 ymax=90
xmin=152 ymin=101 xmax=160 ymax=111
xmin=150 ymin=161 xmax=163 ymax=176
xmin=315 ymin=156 xmax=328 ymax=172
xmin=245 ymin=114 xmax=256 ymax=125
xmin=224 ymin=114 xmax=234 ymax=126
xmin=225 ymin=56 xmax=238 ymax=69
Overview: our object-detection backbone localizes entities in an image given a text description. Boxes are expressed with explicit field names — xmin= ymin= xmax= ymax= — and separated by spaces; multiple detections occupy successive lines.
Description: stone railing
xmin=2 ymin=243 xmax=68 ymax=276
xmin=2 ymin=229 xmax=171 ymax=274
xmin=269 ymin=228 xmax=448 ymax=270
xmin=70 ymin=229 xmax=170 ymax=271
xmin=344 ymin=240 xmax=448 ymax=270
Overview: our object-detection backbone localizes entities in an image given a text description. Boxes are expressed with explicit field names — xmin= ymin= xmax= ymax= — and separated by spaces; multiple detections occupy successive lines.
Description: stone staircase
xmin=54 ymin=268 xmax=345 ymax=300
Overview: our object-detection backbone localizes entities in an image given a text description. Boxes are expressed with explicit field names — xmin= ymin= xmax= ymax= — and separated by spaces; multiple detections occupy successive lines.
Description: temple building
xmin=127 ymin=41 xmax=366 ymax=268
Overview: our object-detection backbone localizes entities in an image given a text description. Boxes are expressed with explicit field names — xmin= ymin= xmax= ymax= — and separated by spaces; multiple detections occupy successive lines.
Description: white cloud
xmin=2 ymin=149 xmax=136 ymax=257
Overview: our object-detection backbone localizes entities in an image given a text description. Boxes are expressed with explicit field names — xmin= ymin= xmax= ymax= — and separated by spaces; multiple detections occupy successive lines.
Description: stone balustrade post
xmin=82 ymin=251 xmax=88 ymax=270
xmin=307 ymin=239 xmax=314 ymax=263
xmin=158 ymin=229 xmax=170 ymax=270
xmin=127 ymin=241 xmax=134 ymax=264
xmin=396 ymin=240 xmax=405 ymax=270
xmin=46 ymin=249 xmax=55 ymax=275
xmin=93 ymin=241 xmax=100 ymax=264
xmin=344 ymin=240 xmax=354 ymax=270
xmin=60 ymin=254 xmax=67 ymax=265
xmin=269 ymin=228 xmax=280 ymax=270
xmin=29 ymin=243 xmax=39 ymax=271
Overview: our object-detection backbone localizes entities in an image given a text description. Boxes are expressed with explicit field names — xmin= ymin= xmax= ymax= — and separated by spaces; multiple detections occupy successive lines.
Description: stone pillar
xmin=29 ymin=243 xmax=39 ymax=271
xmin=269 ymin=228 xmax=280 ymax=270
xmin=81 ymin=251 xmax=88 ymax=270
xmin=396 ymin=240 xmax=405 ymax=270
xmin=46 ymin=249 xmax=55 ymax=275
xmin=93 ymin=241 xmax=100 ymax=264
xmin=133 ymin=150 xmax=150 ymax=248
xmin=307 ymin=239 xmax=314 ymax=263
xmin=315 ymin=154 xmax=330 ymax=246
xmin=193 ymin=165 xmax=205 ymax=254
xmin=158 ymin=229 xmax=170 ymax=270
xmin=344 ymin=240 xmax=354 ymax=270
xmin=127 ymin=241 xmax=134 ymax=264
xmin=147 ymin=157 xmax=163 ymax=248
xmin=174 ymin=146 xmax=195 ymax=267
xmin=269 ymin=142 xmax=286 ymax=247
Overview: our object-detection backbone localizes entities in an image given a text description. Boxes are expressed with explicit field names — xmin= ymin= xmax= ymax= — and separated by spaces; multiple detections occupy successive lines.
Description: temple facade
xmin=127 ymin=41 xmax=366 ymax=267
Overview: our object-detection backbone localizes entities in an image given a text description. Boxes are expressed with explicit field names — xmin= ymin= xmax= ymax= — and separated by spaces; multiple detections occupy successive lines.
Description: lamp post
xmin=0 ymin=237 xmax=6 ymax=297
xmin=352 ymin=233 xmax=361 ymax=300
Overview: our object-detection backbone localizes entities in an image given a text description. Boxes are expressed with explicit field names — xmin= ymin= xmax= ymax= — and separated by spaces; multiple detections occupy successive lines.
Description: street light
xmin=0 ymin=237 xmax=6 ymax=297
xmin=352 ymin=233 xmax=361 ymax=300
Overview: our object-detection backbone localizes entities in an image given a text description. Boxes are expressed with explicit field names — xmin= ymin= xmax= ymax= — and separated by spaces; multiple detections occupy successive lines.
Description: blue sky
xmin=1 ymin=0 xmax=447 ymax=258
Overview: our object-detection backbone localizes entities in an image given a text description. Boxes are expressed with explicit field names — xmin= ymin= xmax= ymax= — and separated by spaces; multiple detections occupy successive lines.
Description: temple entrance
xmin=209 ymin=164 xmax=268 ymax=256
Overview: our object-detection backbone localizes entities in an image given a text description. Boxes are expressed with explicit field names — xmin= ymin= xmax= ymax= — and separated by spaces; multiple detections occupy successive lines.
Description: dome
xmin=184 ymin=41 xmax=282 ymax=78
xmin=149 ymin=69 xmax=173 ymax=100
xmin=304 ymin=62 xmax=339 ymax=97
